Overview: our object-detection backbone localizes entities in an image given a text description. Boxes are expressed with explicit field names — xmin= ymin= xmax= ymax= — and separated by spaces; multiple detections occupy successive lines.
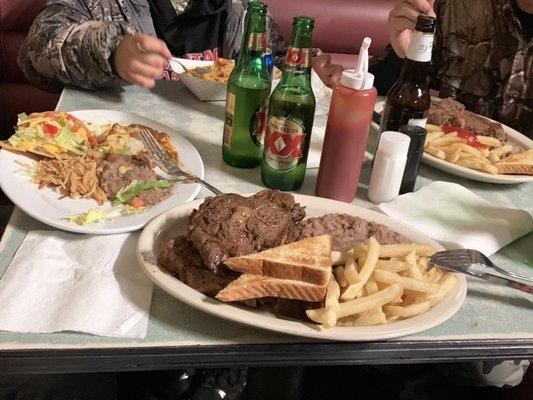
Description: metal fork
xmin=140 ymin=129 xmax=223 ymax=195
xmin=430 ymin=249 xmax=533 ymax=294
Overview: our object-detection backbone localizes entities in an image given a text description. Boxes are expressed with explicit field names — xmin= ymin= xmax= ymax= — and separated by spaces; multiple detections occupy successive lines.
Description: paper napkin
xmin=0 ymin=231 xmax=153 ymax=338
xmin=378 ymin=181 xmax=533 ymax=255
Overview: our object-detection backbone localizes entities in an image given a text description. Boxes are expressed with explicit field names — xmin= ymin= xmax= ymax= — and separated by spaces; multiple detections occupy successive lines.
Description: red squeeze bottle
xmin=316 ymin=37 xmax=377 ymax=202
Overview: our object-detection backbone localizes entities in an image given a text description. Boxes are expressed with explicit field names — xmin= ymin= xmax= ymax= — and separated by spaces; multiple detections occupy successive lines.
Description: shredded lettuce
xmin=67 ymin=205 xmax=146 ymax=225
xmin=17 ymin=112 xmax=28 ymax=122
xmin=113 ymin=179 xmax=172 ymax=206
xmin=56 ymin=127 xmax=84 ymax=155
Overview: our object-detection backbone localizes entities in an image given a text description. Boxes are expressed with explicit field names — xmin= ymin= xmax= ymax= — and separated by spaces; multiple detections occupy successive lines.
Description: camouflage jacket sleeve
xmin=18 ymin=1 xmax=133 ymax=92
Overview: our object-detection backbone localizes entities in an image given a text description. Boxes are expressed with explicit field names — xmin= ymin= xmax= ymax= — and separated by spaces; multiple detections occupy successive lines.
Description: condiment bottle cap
xmin=376 ymin=131 xmax=411 ymax=158
xmin=340 ymin=37 xmax=375 ymax=90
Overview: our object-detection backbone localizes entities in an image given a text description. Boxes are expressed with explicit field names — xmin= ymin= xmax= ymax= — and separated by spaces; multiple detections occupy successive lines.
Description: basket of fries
xmin=175 ymin=58 xmax=234 ymax=101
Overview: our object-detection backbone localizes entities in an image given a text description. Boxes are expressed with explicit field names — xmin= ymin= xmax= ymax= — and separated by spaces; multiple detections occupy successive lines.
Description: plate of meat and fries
xmin=374 ymin=98 xmax=533 ymax=184
xmin=137 ymin=192 xmax=467 ymax=341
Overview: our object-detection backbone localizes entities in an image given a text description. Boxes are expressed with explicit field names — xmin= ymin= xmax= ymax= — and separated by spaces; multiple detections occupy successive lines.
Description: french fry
xmin=447 ymin=147 xmax=462 ymax=163
xmin=379 ymin=243 xmax=437 ymax=258
xmin=334 ymin=266 xmax=348 ymax=287
xmin=425 ymin=124 xmax=443 ymax=132
xmin=336 ymin=284 xmax=404 ymax=318
xmin=374 ymin=269 xmax=440 ymax=294
xmin=331 ymin=250 xmax=353 ymax=265
xmin=458 ymin=143 xmax=486 ymax=158
xmin=355 ymin=310 xmax=387 ymax=326
xmin=417 ymin=256 xmax=429 ymax=274
xmin=385 ymin=301 xmax=432 ymax=318
xmin=343 ymin=259 xmax=360 ymax=284
xmin=426 ymin=131 xmax=445 ymax=143
xmin=405 ymin=251 xmax=422 ymax=279
xmin=476 ymin=135 xmax=501 ymax=147
xmin=325 ymin=274 xmax=340 ymax=309
xmin=430 ymin=134 xmax=462 ymax=146
xmin=352 ymin=243 xmax=368 ymax=259
xmin=456 ymin=158 xmax=499 ymax=174
xmin=421 ymin=273 xmax=458 ymax=303
xmin=375 ymin=259 xmax=408 ymax=273
xmin=490 ymin=144 xmax=513 ymax=158
xmin=488 ymin=152 xmax=500 ymax=163
xmin=341 ymin=237 xmax=380 ymax=300
xmin=425 ymin=145 xmax=446 ymax=159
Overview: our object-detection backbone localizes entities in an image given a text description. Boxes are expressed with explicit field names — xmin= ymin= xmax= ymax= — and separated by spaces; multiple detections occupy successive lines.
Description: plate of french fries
xmin=138 ymin=194 xmax=467 ymax=341
xmin=171 ymin=58 xmax=233 ymax=101
xmin=306 ymin=238 xmax=461 ymax=330
xmin=372 ymin=101 xmax=533 ymax=184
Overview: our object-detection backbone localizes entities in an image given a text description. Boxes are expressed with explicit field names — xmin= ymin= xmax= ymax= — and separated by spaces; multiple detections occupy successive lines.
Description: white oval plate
xmin=137 ymin=194 xmax=467 ymax=341
xmin=373 ymin=101 xmax=533 ymax=184
xmin=0 ymin=110 xmax=203 ymax=234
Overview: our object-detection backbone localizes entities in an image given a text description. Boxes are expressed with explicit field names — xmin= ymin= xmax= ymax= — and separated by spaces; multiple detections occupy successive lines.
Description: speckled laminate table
xmin=1 ymin=81 xmax=532 ymax=373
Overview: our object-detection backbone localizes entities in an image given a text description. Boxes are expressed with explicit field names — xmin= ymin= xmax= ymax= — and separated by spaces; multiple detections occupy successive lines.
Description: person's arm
xmin=17 ymin=2 xmax=133 ymax=92
xmin=369 ymin=0 xmax=437 ymax=95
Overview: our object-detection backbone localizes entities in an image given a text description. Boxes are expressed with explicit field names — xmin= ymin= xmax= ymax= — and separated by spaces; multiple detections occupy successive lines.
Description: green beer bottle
xmin=222 ymin=1 xmax=271 ymax=168
xmin=261 ymin=16 xmax=316 ymax=190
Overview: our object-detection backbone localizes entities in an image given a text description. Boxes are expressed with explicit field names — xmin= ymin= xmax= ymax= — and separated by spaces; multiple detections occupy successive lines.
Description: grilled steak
xmin=158 ymin=235 xmax=237 ymax=297
xmin=428 ymin=98 xmax=507 ymax=142
xmin=297 ymin=213 xmax=404 ymax=251
xmin=187 ymin=190 xmax=305 ymax=273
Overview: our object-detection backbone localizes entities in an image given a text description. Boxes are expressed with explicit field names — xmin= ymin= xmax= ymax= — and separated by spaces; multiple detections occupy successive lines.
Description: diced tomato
xmin=43 ymin=123 xmax=59 ymax=137
xmin=129 ymin=197 xmax=144 ymax=208
xmin=87 ymin=132 xmax=98 ymax=147
xmin=442 ymin=126 xmax=485 ymax=149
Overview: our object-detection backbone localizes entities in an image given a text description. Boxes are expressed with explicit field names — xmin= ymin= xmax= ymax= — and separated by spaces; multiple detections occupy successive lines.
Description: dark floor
xmin=0 ymin=365 xmax=531 ymax=400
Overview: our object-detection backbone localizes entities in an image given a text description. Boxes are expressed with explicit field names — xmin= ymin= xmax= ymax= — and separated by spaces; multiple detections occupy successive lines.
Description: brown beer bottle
xmin=378 ymin=15 xmax=436 ymax=135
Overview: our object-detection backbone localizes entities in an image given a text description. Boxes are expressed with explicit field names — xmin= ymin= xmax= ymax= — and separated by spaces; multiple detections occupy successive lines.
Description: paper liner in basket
xmin=179 ymin=73 xmax=227 ymax=102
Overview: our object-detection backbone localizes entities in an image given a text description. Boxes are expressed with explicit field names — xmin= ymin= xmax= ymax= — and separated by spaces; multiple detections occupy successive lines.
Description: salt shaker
xmin=367 ymin=131 xmax=411 ymax=204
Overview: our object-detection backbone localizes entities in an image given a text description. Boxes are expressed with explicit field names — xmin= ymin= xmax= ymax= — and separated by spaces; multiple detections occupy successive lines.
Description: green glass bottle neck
xmin=236 ymin=11 xmax=267 ymax=68
xmin=282 ymin=26 xmax=314 ymax=81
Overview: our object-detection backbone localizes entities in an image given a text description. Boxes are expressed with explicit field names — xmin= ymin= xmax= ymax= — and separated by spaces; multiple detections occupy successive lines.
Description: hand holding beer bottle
xmin=261 ymin=16 xmax=316 ymax=191
xmin=222 ymin=1 xmax=271 ymax=168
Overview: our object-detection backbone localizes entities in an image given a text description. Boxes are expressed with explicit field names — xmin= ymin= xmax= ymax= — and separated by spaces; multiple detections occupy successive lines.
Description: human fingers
xmin=137 ymin=52 xmax=166 ymax=70
xmin=405 ymin=0 xmax=436 ymax=17
xmin=127 ymin=73 xmax=156 ymax=89
xmin=325 ymin=64 xmax=343 ymax=88
xmin=135 ymin=34 xmax=172 ymax=59
xmin=129 ymin=60 xmax=163 ymax=80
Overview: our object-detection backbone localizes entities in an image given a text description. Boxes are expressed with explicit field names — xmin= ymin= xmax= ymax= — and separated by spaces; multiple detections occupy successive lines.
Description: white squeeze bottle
xmin=367 ymin=131 xmax=411 ymax=204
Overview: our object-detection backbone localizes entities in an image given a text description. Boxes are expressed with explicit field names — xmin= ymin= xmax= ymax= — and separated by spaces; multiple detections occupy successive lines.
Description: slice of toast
xmin=224 ymin=235 xmax=332 ymax=286
xmin=216 ymin=274 xmax=327 ymax=303
xmin=496 ymin=150 xmax=533 ymax=175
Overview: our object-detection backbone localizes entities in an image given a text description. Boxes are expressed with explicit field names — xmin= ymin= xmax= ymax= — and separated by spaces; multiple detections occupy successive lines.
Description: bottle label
xmin=249 ymin=98 xmax=269 ymax=146
xmin=285 ymin=47 xmax=310 ymax=68
xmin=223 ymin=91 xmax=236 ymax=148
xmin=248 ymin=32 xmax=267 ymax=51
xmin=406 ymin=31 xmax=434 ymax=62
xmin=407 ymin=117 xmax=428 ymax=128
xmin=264 ymin=115 xmax=306 ymax=171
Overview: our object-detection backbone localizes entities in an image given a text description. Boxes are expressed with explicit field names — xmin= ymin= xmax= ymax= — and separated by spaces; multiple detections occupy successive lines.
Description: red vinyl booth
xmin=0 ymin=0 xmax=60 ymax=139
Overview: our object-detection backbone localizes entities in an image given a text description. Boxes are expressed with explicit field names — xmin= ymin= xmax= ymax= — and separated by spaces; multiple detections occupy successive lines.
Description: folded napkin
xmin=378 ymin=181 xmax=533 ymax=255
xmin=0 ymin=231 xmax=153 ymax=338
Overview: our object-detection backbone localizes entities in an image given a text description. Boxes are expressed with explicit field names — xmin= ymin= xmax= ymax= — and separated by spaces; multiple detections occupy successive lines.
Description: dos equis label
xmin=248 ymin=32 xmax=267 ymax=52
xmin=249 ymin=98 xmax=268 ymax=146
xmin=285 ymin=47 xmax=310 ymax=68
xmin=264 ymin=115 xmax=306 ymax=171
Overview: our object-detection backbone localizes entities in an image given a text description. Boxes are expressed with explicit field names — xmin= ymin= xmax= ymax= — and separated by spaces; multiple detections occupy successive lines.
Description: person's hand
xmin=114 ymin=34 xmax=171 ymax=88
xmin=312 ymin=54 xmax=343 ymax=88
xmin=388 ymin=0 xmax=436 ymax=58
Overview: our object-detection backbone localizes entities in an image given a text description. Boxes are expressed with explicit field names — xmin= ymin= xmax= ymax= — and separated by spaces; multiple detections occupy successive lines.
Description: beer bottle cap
xmin=340 ymin=37 xmax=374 ymax=90
xmin=376 ymin=131 xmax=411 ymax=158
